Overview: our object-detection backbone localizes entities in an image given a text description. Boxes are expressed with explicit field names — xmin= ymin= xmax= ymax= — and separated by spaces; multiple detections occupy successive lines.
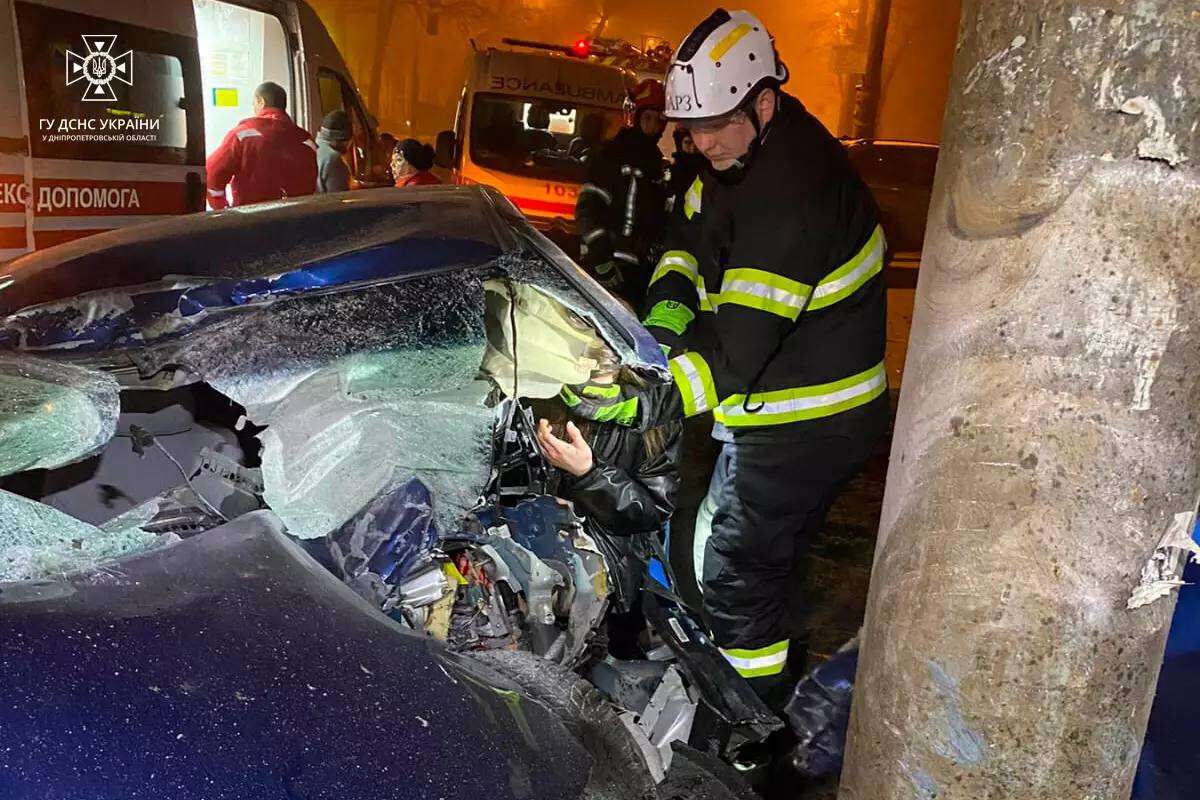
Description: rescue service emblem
xmin=66 ymin=35 xmax=133 ymax=102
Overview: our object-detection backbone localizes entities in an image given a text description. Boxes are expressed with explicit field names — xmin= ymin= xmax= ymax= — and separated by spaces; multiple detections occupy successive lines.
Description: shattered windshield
xmin=470 ymin=93 xmax=623 ymax=182
xmin=0 ymin=249 xmax=653 ymax=580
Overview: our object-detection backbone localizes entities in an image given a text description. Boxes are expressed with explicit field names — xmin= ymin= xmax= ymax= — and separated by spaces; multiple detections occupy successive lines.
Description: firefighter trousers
xmin=695 ymin=423 xmax=880 ymax=698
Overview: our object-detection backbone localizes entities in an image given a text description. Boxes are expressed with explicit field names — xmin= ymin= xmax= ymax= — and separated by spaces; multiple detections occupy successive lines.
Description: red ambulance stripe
xmin=508 ymin=196 xmax=576 ymax=216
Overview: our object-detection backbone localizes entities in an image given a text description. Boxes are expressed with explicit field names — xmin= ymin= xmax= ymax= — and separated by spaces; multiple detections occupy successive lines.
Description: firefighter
xmin=642 ymin=9 xmax=888 ymax=704
xmin=206 ymin=82 xmax=318 ymax=209
xmin=574 ymin=79 xmax=669 ymax=311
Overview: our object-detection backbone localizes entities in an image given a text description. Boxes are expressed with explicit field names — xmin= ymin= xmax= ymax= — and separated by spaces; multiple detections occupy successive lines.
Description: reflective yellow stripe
xmin=581 ymin=383 xmax=621 ymax=399
xmin=652 ymin=249 xmax=714 ymax=312
xmin=809 ymin=225 xmax=886 ymax=311
xmin=591 ymin=396 xmax=639 ymax=425
xmin=684 ymin=176 xmax=703 ymax=219
xmin=668 ymin=352 xmax=718 ymax=417
xmin=708 ymin=23 xmax=753 ymax=62
xmin=650 ymin=250 xmax=699 ymax=286
xmin=714 ymin=268 xmax=813 ymax=320
xmin=720 ymin=640 xmax=789 ymax=678
xmin=714 ymin=361 xmax=887 ymax=427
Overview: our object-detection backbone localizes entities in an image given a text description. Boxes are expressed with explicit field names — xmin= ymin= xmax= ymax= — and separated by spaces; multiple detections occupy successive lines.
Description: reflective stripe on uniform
xmin=714 ymin=361 xmax=887 ymax=428
xmin=651 ymin=250 xmax=714 ymax=311
xmin=650 ymin=250 xmax=699 ymax=285
xmin=591 ymin=396 xmax=639 ymax=425
xmin=582 ymin=227 xmax=607 ymax=243
xmin=720 ymin=640 xmax=789 ymax=678
xmin=683 ymin=177 xmax=703 ymax=220
xmin=579 ymin=183 xmax=613 ymax=204
xmin=643 ymin=300 xmax=696 ymax=337
xmin=236 ymin=128 xmax=263 ymax=140
xmin=713 ymin=268 xmax=812 ymax=320
xmin=581 ymin=383 xmax=621 ymax=400
xmin=207 ymin=188 xmax=225 ymax=197
xmin=560 ymin=385 xmax=639 ymax=425
xmin=668 ymin=351 xmax=718 ymax=417
xmin=809 ymin=225 xmax=886 ymax=311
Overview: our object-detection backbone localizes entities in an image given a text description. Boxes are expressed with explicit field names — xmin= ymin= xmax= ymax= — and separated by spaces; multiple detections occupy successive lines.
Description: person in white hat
xmin=641 ymin=9 xmax=889 ymax=705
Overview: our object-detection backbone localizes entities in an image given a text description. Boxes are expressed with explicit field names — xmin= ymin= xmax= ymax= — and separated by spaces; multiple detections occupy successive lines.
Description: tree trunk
xmin=851 ymin=0 xmax=892 ymax=139
xmin=840 ymin=2 xmax=1199 ymax=798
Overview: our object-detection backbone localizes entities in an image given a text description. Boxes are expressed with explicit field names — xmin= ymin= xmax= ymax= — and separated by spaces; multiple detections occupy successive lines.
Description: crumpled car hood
xmin=0 ymin=511 xmax=591 ymax=800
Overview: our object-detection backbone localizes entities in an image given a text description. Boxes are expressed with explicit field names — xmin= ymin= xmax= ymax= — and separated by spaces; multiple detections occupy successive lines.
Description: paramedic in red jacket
xmin=206 ymin=82 xmax=318 ymax=210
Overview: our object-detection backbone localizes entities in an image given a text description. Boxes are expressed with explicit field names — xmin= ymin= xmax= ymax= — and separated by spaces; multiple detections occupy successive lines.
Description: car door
xmin=295 ymin=1 xmax=385 ymax=187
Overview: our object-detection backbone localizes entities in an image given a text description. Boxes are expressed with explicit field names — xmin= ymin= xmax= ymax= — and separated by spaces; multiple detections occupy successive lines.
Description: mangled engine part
xmin=379 ymin=497 xmax=611 ymax=667
xmin=481 ymin=497 xmax=611 ymax=666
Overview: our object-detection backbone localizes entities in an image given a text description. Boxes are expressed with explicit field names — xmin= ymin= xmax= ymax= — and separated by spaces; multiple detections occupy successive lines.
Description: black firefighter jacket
xmin=556 ymin=382 xmax=681 ymax=612
xmin=574 ymin=127 xmax=668 ymax=304
xmin=643 ymin=92 xmax=889 ymax=442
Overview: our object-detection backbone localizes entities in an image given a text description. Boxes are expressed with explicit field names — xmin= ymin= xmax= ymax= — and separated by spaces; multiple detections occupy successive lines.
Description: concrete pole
xmin=840 ymin=2 xmax=1199 ymax=799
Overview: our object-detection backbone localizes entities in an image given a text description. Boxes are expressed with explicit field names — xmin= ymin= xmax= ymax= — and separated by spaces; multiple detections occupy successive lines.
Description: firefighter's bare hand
xmin=537 ymin=419 xmax=594 ymax=477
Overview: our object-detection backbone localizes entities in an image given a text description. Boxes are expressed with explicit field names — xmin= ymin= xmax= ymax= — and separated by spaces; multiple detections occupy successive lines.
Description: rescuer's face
xmin=688 ymin=112 xmax=756 ymax=171
xmin=687 ymin=89 xmax=776 ymax=171
xmin=639 ymin=109 xmax=667 ymax=140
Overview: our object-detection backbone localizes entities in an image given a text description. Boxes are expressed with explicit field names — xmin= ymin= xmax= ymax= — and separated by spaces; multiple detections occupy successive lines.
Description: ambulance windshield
xmin=470 ymin=94 xmax=623 ymax=182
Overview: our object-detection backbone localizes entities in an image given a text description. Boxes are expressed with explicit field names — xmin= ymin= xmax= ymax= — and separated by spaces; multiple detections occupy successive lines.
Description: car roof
xmin=0 ymin=186 xmax=519 ymax=316
xmin=0 ymin=185 xmax=669 ymax=371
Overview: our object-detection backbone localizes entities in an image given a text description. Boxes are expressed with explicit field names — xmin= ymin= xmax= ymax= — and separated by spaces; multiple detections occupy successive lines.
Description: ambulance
xmin=0 ymin=0 xmax=379 ymax=260
xmin=445 ymin=44 xmax=634 ymax=243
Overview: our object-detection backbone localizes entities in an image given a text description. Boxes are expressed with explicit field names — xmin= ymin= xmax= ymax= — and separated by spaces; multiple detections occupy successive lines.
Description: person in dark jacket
xmin=642 ymin=9 xmax=888 ymax=705
xmin=315 ymin=110 xmax=352 ymax=193
xmin=392 ymin=139 xmax=441 ymax=187
xmin=533 ymin=369 xmax=681 ymax=657
xmin=206 ymin=82 xmax=317 ymax=209
xmin=574 ymin=79 xmax=669 ymax=311
xmin=666 ymin=127 xmax=705 ymax=214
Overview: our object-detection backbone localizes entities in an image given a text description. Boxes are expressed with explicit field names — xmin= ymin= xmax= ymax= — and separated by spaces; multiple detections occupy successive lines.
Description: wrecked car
xmin=0 ymin=187 xmax=773 ymax=798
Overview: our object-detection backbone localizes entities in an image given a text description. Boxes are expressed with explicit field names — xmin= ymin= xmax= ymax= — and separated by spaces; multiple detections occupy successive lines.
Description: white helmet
xmin=665 ymin=9 xmax=788 ymax=122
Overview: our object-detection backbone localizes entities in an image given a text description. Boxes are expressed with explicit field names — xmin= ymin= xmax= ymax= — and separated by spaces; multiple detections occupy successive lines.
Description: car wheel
xmin=657 ymin=743 xmax=757 ymax=800
xmin=471 ymin=649 xmax=658 ymax=800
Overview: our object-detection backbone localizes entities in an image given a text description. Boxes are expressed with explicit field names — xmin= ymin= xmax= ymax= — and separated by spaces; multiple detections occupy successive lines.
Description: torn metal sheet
xmin=328 ymin=478 xmax=440 ymax=607
xmin=635 ymin=665 xmax=696 ymax=775
xmin=0 ymin=354 xmax=119 ymax=476
xmin=0 ymin=489 xmax=169 ymax=582
xmin=1128 ymin=512 xmax=1200 ymax=610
